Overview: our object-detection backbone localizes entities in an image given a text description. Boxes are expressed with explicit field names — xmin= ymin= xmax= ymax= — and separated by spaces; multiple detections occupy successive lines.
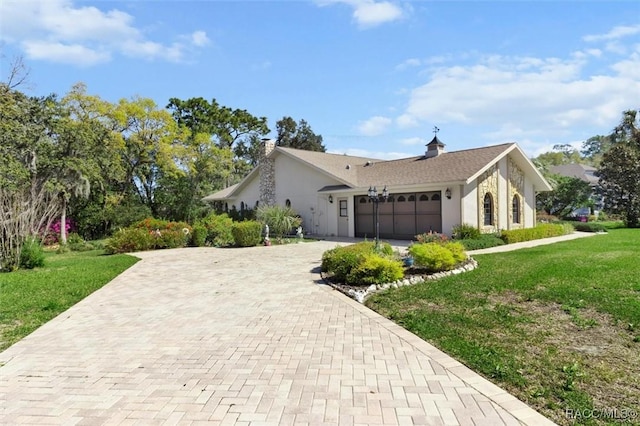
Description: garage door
xmin=354 ymin=191 xmax=442 ymax=240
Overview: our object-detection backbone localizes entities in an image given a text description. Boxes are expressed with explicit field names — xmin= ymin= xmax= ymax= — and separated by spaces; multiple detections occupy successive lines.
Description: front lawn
xmin=0 ymin=250 xmax=138 ymax=351
xmin=366 ymin=229 xmax=640 ymax=425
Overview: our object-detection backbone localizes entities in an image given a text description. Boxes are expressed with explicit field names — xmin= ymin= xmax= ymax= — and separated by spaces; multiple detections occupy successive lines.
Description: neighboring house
xmin=203 ymin=137 xmax=552 ymax=239
xmin=549 ymin=164 xmax=603 ymax=216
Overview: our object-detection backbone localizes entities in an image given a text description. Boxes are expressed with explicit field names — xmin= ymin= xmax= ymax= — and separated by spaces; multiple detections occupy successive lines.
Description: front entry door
xmin=337 ymin=198 xmax=349 ymax=237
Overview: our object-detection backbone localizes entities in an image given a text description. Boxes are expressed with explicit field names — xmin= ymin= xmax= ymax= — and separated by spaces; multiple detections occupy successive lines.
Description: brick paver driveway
xmin=1 ymin=242 xmax=554 ymax=425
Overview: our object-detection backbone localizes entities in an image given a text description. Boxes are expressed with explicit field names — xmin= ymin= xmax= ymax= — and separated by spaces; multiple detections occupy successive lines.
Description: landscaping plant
xmin=196 ymin=212 xmax=234 ymax=247
xmin=256 ymin=204 xmax=302 ymax=240
xmin=321 ymin=241 xmax=401 ymax=285
xmin=231 ymin=220 xmax=263 ymax=247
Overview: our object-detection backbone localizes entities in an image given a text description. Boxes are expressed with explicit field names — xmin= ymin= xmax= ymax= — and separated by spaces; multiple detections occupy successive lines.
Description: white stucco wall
xmin=441 ymin=186 xmax=462 ymax=235
xmin=273 ymin=155 xmax=342 ymax=236
xmin=230 ymin=176 xmax=260 ymax=211
xmin=461 ymin=183 xmax=478 ymax=229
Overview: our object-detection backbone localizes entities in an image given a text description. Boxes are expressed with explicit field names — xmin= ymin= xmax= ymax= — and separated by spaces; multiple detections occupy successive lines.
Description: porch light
xmin=445 ymin=188 xmax=452 ymax=199
xmin=328 ymin=194 xmax=333 ymax=204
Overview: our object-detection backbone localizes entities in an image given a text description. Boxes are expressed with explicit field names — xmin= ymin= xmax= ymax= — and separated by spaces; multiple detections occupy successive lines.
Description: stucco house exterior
xmin=203 ymin=138 xmax=552 ymax=239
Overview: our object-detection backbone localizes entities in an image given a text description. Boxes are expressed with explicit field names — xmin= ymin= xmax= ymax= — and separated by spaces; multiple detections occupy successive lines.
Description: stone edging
xmin=323 ymin=257 xmax=478 ymax=303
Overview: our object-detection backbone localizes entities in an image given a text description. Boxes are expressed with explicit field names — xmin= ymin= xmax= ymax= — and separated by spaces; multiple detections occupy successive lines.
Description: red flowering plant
xmin=41 ymin=218 xmax=76 ymax=245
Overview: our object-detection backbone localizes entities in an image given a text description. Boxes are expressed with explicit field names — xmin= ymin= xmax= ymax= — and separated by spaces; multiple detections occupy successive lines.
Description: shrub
xmin=133 ymin=217 xmax=191 ymax=234
xmin=345 ymin=253 xmax=404 ymax=285
xmin=444 ymin=241 xmax=467 ymax=263
xmin=452 ymin=223 xmax=481 ymax=240
xmin=231 ymin=221 xmax=262 ymax=247
xmin=256 ymin=205 xmax=302 ymax=239
xmin=459 ymin=235 xmax=505 ymax=250
xmin=105 ymin=228 xmax=154 ymax=254
xmin=322 ymin=241 xmax=378 ymax=282
xmin=66 ymin=233 xmax=95 ymax=252
xmin=197 ymin=213 xmax=234 ymax=247
xmin=190 ymin=224 xmax=207 ymax=247
xmin=152 ymin=229 xmax=189 ymax=249
xmin=19 ymin=237 xmax=45 ymax=269
xmin=408 ymin=243 xmax=456 ymax=272
xmin=415 ymin=232 xmax=448 ymax=244
xmin=574 ymin=222 xmax=606 ymax=233
xmin=500 ymin=223 xmax=572 ymax=244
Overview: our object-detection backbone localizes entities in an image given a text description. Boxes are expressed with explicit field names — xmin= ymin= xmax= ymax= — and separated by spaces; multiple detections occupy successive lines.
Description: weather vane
xmin=433 ymin=126 xmax=440 ymax=135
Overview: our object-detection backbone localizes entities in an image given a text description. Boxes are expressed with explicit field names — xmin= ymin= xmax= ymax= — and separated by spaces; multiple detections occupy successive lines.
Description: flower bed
xmin=323 ymin=257 xmax=478 ymax=303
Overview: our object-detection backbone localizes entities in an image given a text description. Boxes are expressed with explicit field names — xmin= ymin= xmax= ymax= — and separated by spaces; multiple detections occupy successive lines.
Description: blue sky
xmin=1 ymin=1 xmax=639 ymax=160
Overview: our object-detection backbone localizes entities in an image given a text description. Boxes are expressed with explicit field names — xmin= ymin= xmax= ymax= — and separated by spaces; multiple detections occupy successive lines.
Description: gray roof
xmin=355 ymin=144 xmax=516 ymax=187
xmin=203 ymin=142 xmax=551 ymax=201
xmin=549 ymin=164 xmax=599 ymax=185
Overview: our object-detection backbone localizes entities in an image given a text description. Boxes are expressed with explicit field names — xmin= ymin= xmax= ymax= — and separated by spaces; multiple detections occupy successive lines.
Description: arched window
xmin=397 ymin=195 xmax=406 ymax=202
xmin=359 ymin=197 xmax=367 ymax=203
xmin=285 ymin=199 xmax=291 ymax=208
xmin=419 ymin=194 xmax=429 ymax=201
xmin=483 ymin=193 xmax=494 ymax=226
xmin=512 ymin=195 xmax=521 ymax=224
xmin=431 ymin=194 xmax=441 ymax=201
xmin=408 ymin=195 xmax=416 ymax=202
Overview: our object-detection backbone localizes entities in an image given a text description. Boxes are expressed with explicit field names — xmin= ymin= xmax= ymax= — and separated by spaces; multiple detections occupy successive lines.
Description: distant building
xmin=549 ymin=164 xmax=603 ymax=216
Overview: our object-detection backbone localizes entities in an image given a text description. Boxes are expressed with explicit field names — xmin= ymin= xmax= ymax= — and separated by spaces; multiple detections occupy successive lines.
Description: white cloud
xmin=357 ymin=115 xmax=392 ymax=135
xmin=190 ymin=31 xmax=210 ymax=47
xmin=395 ymin=58 xmax=421 ymax=71
xmin=397 ymin=45 xmax=640 ymax=146
xmin=0 ymin=0 xmax=209 ymax=66
xmin=398 ymin=137 xmax=426 ymax=146
xmin=317 ymin=0 xmax=405 ymax=28
xmin=584 ymin=24 xmax=640 ymax=42
xmin=22 ymin=41 xmax=111 ymax=67
xmin=352 ymin=1 xmax=404 ymax=27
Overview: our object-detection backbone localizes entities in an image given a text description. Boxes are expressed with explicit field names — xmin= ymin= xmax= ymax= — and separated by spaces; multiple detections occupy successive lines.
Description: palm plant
xmin=256 ymin=204 xmax=302 ymax=241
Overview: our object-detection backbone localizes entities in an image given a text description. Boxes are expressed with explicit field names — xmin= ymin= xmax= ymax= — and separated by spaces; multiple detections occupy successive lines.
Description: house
xmin=549 ymin=163 xmax=603 ymax=216
xmin=203 ymin=137 xmax=552 ymax=239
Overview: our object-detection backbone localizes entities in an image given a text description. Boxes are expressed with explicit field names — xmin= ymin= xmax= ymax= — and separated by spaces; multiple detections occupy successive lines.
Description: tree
xmin=536 ymin=175 xmax=593 ymax=218
xmin=0 ymin=85 xmax=60 ymax=270
xmin=276 ymin=117 xmax=325 ymax=152
xmin=581 ymin=135 xmax=613 ymax=166
xmin=598 ymin=110 xmax=640 ymax=227
xmin=165 ymin=97 xmax=268 ymax=221
xmin=108 ymin=96 xmax=187 ymax=217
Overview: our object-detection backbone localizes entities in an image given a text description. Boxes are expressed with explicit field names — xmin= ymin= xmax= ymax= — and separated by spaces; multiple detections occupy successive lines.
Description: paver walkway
xmin=1 ymin=241 xmax=556 ymax=425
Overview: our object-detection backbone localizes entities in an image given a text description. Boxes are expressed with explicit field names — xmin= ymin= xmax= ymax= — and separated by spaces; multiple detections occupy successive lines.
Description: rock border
xmin=323 ymin=257 xmax=478 ymax=304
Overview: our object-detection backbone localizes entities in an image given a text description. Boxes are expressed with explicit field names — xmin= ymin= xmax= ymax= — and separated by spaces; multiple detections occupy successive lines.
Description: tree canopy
xmin=276 ymin=116 xmax=325 ymax=152
xmin=597 ymin=110 xmax=640 ymax=227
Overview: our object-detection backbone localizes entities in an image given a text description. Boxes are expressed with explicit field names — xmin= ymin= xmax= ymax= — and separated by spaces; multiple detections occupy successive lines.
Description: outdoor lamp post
xmin=368 ymin=185 xmax=389 ymax=247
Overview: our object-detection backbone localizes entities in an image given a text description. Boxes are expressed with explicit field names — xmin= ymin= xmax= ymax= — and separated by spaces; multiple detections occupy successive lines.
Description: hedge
xmin=500 ymin=223 xmax=573 ymax=244
xmin=231 ymin=221 xmax=263 ymax=247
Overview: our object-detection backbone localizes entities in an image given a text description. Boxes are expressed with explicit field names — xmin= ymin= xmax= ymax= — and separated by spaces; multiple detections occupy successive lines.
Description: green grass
xmin=366 ymin=229 xmax=640 ymax=425
xmin=0 ymin=249 xmax=138 ymax=351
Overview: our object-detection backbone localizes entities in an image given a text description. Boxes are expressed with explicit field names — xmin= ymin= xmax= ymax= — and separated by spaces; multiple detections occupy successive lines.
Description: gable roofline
xmin=275 ymin=146 xmax=379 ymax=187
xmin=466 ymin=143 xmax=552 ymax=191
xmin=202 ymin=146 xmax=378 ymax=201
xmin=202 ymin=182 xmax=241 ymax=202
xmin=203 ymin=141 xmax=552 ymax=201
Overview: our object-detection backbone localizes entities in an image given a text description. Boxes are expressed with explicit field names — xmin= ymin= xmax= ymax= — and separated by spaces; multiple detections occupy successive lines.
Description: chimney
xmin=425 ymin=135 xmax=445 ymax=158
xmin=261 ymin=137 xmax=276 ymax=159
xmin=259 ymin=138 xmax=276 ymax=205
